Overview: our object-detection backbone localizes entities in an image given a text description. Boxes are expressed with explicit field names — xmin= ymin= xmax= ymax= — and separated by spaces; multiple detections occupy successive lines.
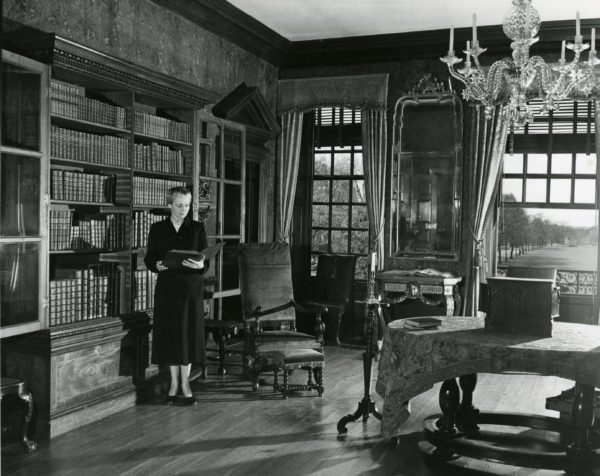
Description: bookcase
xmin=1 ymin=33 xmax=229 ymax=437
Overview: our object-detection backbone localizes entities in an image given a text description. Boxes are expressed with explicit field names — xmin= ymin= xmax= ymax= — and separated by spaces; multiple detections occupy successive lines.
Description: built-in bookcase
xmin=1 ymin=34 xmax=223 ymax=438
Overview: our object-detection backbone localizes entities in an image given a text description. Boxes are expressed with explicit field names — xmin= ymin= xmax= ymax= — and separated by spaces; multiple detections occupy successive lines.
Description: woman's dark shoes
xmin=181 ymin=395 xmax=197 ymax=406
xmin=165 ymin=394 xmax=177 ymax=404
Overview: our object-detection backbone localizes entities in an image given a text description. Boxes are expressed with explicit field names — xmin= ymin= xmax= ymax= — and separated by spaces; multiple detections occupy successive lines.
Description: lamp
xmin=441 ymin=0 xmax=599 ymax=128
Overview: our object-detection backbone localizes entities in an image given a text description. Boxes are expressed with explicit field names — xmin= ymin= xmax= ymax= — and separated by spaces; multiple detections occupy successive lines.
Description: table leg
xmin=438 ymin=378 xmax=460 ymax=434
xmin=212 ymin=329 xmax=227 ymax=376
xmin=17 ymin=389 xmax=37 ymax=453
xmin=457 ymin=373 xmax=479 ymax=433
xmin=566 ymin=382 xmax=595 ymax=475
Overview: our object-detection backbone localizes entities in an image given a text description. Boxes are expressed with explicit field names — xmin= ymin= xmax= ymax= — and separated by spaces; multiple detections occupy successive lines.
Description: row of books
xmin=49 ymin=263 xmax=121 ymax=326
xmin=133 ymin=142 xmax=185 ymax=175
xmin=134 ymin=110 xmax=190 ymax=143
xmin=133 ymin=269 xmax=158 ymax=312
xmin=133 ymin=177 xmax=186 ymax=206
xmin=132 ymin=210 xmax=166 ymax=248
xmin=51 ymin=80 xmax=127 ymax=129
xmin=51 ymin=125 xmax=129 ymax=168
xmin=51 ymin=169 xmax=116 ymax=203
xmin=50 ymin=210 xmax=129 ymax=251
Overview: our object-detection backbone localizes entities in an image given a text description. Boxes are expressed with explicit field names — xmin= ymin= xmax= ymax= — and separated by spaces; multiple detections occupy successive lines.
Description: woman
xmin=144 ymin=186 xmax=209 ymax=405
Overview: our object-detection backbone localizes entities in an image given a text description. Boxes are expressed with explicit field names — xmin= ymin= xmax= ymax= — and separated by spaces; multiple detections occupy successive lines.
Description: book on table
xmin=164 ymin=242 xmax=225 ymax=269
xmin=403 ymin=317 xmax=442 ymax=330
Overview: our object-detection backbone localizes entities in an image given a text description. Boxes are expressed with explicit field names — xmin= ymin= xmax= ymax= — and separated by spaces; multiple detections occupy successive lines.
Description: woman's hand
xmin=182 ymin=256 xmax=205 ymax=270
xmin=156 ymin=260 xmax=167 ymax=271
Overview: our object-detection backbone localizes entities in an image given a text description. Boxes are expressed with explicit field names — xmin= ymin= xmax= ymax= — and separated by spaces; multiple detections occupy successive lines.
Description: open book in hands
xmin=163 ymin=242 xmax=225 ymax=269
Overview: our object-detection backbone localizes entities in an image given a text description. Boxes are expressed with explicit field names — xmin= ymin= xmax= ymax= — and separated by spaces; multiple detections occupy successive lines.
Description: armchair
xmin=299 ymin=254 xmax=356 ymax=344
xmin=238 ymin=242 xmax=326 ymax=392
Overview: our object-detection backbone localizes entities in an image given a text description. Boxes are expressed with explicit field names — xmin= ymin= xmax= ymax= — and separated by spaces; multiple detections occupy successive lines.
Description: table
xmin=203 ymin=319 xmax=244 ymax=377
xmin=375 ymin=270 xmax=462 ymax=316
xmin=0 ymin=378 xmax=37 ymax=452
xmin=376 ymin=316 xmax=600 ymax=473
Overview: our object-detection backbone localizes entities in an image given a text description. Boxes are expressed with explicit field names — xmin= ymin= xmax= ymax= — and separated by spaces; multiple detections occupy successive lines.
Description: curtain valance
xmin=278 ymin=74 xmax=389 ymax=114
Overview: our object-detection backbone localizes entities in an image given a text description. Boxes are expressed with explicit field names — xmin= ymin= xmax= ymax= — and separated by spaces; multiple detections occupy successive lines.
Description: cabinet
xmin=1 ymin=35 xmax=220 ymax=437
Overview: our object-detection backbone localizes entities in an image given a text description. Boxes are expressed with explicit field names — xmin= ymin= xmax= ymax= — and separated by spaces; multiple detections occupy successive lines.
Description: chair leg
xmin=252 ymin=361 xmax=261 ymax=391
xmin=282 ymin=370 xmax=289 ymax=399
xmin=314 ymin=367 xmax=324 ymax=397
xmin=306 ymin=367 xmax=314 ymax=387
xmin=273 ymin=368 xmax=279 ymax=391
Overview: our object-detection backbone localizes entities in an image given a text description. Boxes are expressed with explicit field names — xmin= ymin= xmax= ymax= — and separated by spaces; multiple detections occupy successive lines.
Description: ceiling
xmin=227 ymin=0 xmax=600 ymax=41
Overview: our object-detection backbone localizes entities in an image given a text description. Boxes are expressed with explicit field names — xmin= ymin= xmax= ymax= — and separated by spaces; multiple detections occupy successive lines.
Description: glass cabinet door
xmin=0 ymin=50 xmax=49 ymax=337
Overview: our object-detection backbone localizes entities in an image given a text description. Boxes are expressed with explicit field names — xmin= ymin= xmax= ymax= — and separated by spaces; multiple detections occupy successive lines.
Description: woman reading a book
xmin=144 ymin=186 xmax=208 ymax=405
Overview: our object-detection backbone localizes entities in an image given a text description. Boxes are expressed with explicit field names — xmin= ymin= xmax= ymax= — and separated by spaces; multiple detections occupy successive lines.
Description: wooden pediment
xmin=212 ymin=83 xmax=280 ymax=141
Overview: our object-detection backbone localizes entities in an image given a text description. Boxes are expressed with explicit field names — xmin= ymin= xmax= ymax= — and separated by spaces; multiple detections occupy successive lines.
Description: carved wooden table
xmin=0 ymin=378 xmax=37 ymax=452
xmin=376 ymin=270 xmax=462 ymax=316
xmin=203 ymin=319 xmax=244 ymax=377
xmin=376 ymin=316 xmax=600 ymax=474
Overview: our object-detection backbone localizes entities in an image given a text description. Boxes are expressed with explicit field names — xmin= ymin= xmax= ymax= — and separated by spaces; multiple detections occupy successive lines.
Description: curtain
xmin=462 ymin=105 xmax=510 ymax=316
xmin=277 ymin=111 xmax=303 ymax=241
xmin=362 ymin=109 xmax=388 ymax=270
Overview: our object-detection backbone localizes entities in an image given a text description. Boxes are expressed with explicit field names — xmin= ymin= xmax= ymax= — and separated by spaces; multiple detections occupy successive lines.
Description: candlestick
xmin=466 ymin=40 xmax=471 ymax=64
xmin=561 ymin=40 xmax=566 ymax=61
xmin=576 ymin=11 xmax=581 ymax=38
xmin=472 ymin=14 xmax=477 ymax=45
xmin=370 ymin=252 xmax=377 ymax=272
xmin=449 ymin=26 xmax=454 ymax=54
xmin=592 ymin=28 xmax=596 ymax=52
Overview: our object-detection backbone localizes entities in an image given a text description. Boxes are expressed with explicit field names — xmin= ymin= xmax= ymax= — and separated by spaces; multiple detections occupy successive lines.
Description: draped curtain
xmin=277 ymin=74 xmax=389 ymax=250
xmin=277 ymin=111 xmax=303 ymax=241
xmin=462 ymin=105 xmax=510 ymax=316
xmin=362 ymin=109 xmax=388 ymax=270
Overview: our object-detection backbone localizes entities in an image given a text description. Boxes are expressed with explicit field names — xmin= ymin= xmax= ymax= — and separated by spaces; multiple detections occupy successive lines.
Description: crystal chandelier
xmin=441 ymin=0 xmax=599 ymax=128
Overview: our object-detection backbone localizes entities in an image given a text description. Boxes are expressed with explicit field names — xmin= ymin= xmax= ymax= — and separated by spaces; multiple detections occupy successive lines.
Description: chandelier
xmin=441 ymin=0 xmax=599 ymax=128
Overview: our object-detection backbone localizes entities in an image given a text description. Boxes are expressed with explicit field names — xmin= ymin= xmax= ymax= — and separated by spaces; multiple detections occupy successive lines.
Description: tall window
xmin=310 ymin=107 xmax=369 ymax=279
xmin=500 ymin=100 xmax=597 ymax=298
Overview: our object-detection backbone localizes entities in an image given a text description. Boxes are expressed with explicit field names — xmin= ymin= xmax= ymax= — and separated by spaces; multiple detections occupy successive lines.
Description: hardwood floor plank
xmin=2 ymin=345 xmax=587 ymax=476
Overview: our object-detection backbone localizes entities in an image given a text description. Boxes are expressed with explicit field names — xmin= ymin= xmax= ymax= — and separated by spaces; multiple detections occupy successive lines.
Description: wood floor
xmin=0 ymin=344 xmax=589 ymax=476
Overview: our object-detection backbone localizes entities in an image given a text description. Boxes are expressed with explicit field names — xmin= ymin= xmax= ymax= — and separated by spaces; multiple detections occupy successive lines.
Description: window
xmin=311 ymin=107 xmax=368 ymax=279
xmin=499 ymin=100 xmax=597 ymax=297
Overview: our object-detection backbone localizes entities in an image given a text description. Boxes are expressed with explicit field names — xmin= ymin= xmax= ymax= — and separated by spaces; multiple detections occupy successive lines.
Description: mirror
xmin=390 ymin=85 xmax=463 ymax=260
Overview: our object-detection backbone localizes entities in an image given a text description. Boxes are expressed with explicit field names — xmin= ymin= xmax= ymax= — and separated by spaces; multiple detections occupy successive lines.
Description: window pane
xmin=351 ymin=205 xmax=368 ymax=228
xmin=353 ymin=180 xmax=366 ymax=203
xmin=525 ymin=179 xmax=547 ymax=202
xmin=221 ymin=239 xmax=240 ymax=290
xmin=503 ymin=155 xmax=523 ymax=174
xmin=331 ymin=205 xmax=349 ymax=227
xmin=331 ymin=230 xmax=348 ymax=253
xmin=314 ymin=151 xmax=330 ymax=175
xmin=332 ymin=180 xmax=349 ymax=202
xmin=0 ymin=242 xmax=39 ymax=327
xmin=2 ymin=62 xmax=41 ymax=151
xmin=574 ymin=179 xmax=595 ymax=204
xmin=1 ymin=154 xmax=40 ymax=236
xmin=549 ymin=179 xmax=571 ymax=203
xmin=353 ymin=152 xmax=364 ymax=175
xmin=333 ymin=152 xmax=351 ymax=175
xmin=350 ymin=230 xmax=368 ymax=254
xmin=575 ymin=154 xmax=596 ymax=175
xmin=311 ymin=230 xmax=329 ymax=253
xmin=551 ymin=154 xmax=572 ymax=174
xmin=527 ymin=154 xmax=548 ymax=174
xmin=312 ymin=205 xmax=329 ymax=227
xmin=312 ymin=180 xmax=329 ymax=202
xmin=502 ymin=178 xmax=523 ymax=202
xmin=224 ymin=127 xmax=242 ymax=181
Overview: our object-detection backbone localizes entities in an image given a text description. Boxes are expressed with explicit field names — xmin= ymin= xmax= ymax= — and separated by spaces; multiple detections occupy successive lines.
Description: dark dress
xmin=144 ymin=217 xmax=209 ymax=365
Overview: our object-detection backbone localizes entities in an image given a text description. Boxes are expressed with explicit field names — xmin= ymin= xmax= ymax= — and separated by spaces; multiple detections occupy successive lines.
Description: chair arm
xmin=290 ymin=300 xmax=328 ymax=316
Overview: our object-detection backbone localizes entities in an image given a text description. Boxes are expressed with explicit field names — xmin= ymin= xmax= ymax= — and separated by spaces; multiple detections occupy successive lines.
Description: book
xmin=164 ymin=242 xmax=225 ymax=269
xmin=403 ymin=317 xmax=442 ymax=330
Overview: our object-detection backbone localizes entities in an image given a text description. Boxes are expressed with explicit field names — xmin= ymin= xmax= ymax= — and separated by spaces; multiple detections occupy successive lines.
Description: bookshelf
xmin=1 ymin=34 xmax=226 ymax=438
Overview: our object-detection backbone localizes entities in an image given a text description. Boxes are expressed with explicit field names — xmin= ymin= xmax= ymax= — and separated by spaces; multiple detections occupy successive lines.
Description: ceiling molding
xmin=150 ymin=0 xmax=290 ymax=66
xmin=281 ymin=19 xmax=600 ymax=69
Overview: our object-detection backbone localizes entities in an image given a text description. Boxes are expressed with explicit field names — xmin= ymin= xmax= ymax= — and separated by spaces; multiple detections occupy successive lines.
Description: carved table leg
xmin=438 ymin=378 xmax=460 ymax=434
xmin=314 ymin=367 xmax=324 ymax=397
xmin=212 ymin=329 xmax=227 ymax=376
xmin=282 ymin=370 xmax=289 ymax=400
xmin=17 ymin=389 xmax=37 ymax=453
xmin=566 ymin=382 xmax=595 ymax=475
xmin=457 ymin=373 xmax=479 ymax=433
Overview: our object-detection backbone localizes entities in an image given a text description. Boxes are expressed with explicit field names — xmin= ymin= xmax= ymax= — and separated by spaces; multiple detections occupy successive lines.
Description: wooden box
xmin=486 ymin=277 xmax=558 ymax=337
